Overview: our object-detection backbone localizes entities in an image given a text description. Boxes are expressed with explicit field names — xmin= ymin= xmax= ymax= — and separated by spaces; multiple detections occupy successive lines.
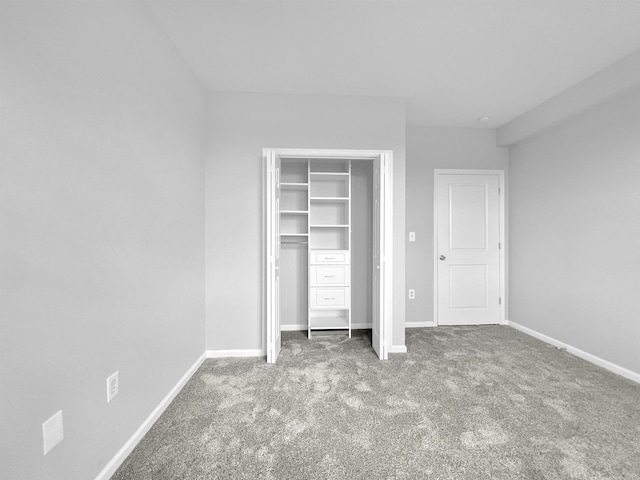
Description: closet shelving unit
xmin=280 ymin=160 xmax=309 ymax=244
xmin=308 ymin=161 xmax=352 ymax=338
xmin=279 ymin=159 xmax=352 ymax=338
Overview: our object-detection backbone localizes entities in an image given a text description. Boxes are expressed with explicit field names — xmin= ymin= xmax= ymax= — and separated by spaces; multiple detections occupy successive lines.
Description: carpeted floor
xmin=112 ymin=326 xmax=640 ymax=479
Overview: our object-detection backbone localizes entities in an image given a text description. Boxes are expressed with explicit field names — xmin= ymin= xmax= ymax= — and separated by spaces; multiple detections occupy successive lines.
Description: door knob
xmin=439 ymin=255 xmax=446 ymax=261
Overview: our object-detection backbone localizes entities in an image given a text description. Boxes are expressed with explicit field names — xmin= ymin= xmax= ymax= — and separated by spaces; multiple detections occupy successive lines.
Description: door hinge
xmin=499 ymin=242 xmax=501 ymax=250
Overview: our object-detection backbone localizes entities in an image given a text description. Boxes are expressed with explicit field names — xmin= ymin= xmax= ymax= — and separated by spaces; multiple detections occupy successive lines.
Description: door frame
xmin=263 ymin=148 xmax=394 ymax=362
xmin=433 ymin=169 xmax=506 ymax=326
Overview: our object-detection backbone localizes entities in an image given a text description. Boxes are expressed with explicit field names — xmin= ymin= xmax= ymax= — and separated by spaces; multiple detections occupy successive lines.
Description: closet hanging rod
xmin=281 ymin=240 xmax=308 ymax=245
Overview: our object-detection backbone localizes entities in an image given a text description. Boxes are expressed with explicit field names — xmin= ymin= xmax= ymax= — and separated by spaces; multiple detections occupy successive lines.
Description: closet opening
xmin=264 ymin=149 xmax=393 ymax=363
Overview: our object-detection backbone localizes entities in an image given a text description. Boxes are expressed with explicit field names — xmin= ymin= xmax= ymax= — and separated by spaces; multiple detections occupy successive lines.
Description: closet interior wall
xmin=280 ymin=160 xmax=373 ymax=332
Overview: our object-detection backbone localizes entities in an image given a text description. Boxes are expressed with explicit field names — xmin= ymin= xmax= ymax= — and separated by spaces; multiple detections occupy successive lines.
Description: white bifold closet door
xmin=372 ymin=155 xmax=386 ymax=359
xmin=266 ymin=152 xmax=282 ymax=363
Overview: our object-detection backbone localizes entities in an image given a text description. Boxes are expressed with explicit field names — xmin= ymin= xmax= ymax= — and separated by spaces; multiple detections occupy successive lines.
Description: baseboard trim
xmin=281 ymin=323 xmax=373 ymax=331
xmin=281 ymin=324 xmax=305 ymax=331
xmin=406 ymin=321 xmax=436 ymax=328
xmin=508 ymin=320 xmax=640 ymax=385
xmin=94 ymin=352 xmax=206 ymax=480
xmin=206 ymin=349 xmax=265 ymax=358
xmin=389 ymin=345 xmax=407 ymax=354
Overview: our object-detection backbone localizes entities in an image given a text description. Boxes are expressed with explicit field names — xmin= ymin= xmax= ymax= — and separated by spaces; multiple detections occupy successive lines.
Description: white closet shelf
xmin=281 ymin=183 xmax=309 ymax=190
xmin=280 ymin=210 xmax=309 ymax=215
xmin=281 ymin=233 xmax=309 ymax=236
xmin=309 ymin=197 xmax=349 ymax=203
xmin=309 ymin=173 xmax=349 ymax=180
xmin=310 ymin=225 xmax=349 ymax=228
xmin=309 ymin=316 xmax=350 ymax=330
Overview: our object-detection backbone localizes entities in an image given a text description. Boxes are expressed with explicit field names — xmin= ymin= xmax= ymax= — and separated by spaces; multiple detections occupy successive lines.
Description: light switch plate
xmin=409 ymin=232 xmax=416 ymax=242
xmin=42 ymin=410 xmax=64 ymax=455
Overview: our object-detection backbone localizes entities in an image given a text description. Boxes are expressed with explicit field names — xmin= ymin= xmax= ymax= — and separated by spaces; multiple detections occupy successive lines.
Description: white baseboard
xmin=206 ymin=349 xmax=265 ymax=358
xmin=389 ymin=345 xmax=407 ymax=354
xmin=94 ymin=352 xmax=206 ymax=480
xmin=406 ymin=321 xmax=436 ymax=328
xmin=508 ymin=320 xmax=640 ymax=385
xmin=281 ymin=323 xmax=373 ymax=331
xmin=281 ymin=324 xmax=306 ymax=331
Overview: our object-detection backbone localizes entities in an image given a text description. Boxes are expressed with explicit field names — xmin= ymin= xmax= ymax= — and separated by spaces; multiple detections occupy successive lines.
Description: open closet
xmin=280 ymin=159 xmax=355 ymax=338
xmin=264 ymin=149 xmax=393 ymax=363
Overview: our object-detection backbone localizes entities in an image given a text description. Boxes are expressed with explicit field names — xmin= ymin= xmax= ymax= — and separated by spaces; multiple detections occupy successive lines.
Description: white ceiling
xmin=147 ymin=0 xmax=640 ymax=128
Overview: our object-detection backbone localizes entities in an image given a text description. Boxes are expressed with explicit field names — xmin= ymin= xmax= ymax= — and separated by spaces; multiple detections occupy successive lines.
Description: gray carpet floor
xmin=112 ymin=326 xmax=640 ymax=479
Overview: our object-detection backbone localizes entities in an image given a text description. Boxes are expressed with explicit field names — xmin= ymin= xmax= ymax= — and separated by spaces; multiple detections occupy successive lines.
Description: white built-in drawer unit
xmin=309 ymin=287 xmax=351 ymax=308
xmin=310 ymin=250 xmax=350 ymax=264
xmin=310 ymin=265 xmax=350 ymax=286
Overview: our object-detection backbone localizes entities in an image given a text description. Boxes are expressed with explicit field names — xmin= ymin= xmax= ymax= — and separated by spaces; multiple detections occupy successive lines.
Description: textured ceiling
xmin=147 ymin=0 xmax=640 ymax=128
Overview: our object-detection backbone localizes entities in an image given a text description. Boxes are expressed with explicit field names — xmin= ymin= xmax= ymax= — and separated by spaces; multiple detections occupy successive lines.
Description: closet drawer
xmin=310 ymin=266 xmax=350 ymax=286
xmin=310 ymin=250 xmax=350 ymax=265
xmin=309 ymin=287 xmax=350 ymax=308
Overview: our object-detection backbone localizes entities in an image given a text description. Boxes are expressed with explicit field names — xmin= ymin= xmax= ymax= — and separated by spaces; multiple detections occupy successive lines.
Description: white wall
xmin=0 ymin=2 xmax=205 ymax=479
xmin=508 ymin=87 xmax=640 ymax=376
xmin=405 ymin=127 xmax=508 ymax=325
xmin=205 ymin=92 xmax=406 ymax=351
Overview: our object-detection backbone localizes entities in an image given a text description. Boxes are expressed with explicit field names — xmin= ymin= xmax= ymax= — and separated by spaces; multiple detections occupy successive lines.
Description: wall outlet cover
xmin=107 ymin=371 xmax=119 ymax=403
xmin=42 ymin=410 xmax=64 ymax=455
xmin=408 ymin=289 xmax=416 ymax=299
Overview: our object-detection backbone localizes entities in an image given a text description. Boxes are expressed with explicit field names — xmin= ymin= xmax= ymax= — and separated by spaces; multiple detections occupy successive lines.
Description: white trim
xmin=266 ymin=148 xmax=391 ymax=160
xmin=382 ymin=152 xmax=394 ymax=359
xmin=281 ymin=323 xmax=373 ymax=331
xmin=433 ymin=169 xmax=506 ymax=327
xmin=508 ymin=321 xmax=640 ymax=385
xmin=206 ymin=349 xmax=265 ymax=358
xmin=406 ymin=321 xmax=436 ymax=328
xmin=281 ymin=324 xmax=308 ymax=332
xmin=389 ymin=345 xmax=407 ymax=354
xmin=94 ymin=353 xmax=206 ymax=480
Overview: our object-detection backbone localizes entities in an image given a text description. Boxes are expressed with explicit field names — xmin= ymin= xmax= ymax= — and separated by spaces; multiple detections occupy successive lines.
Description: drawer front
xmin=310 ymin=250 xmax=349 ymax=265
xmin=310 ymin=266 xmax=349 ymax=286
xmin=310 ymin=288 xmax=350 ymax=308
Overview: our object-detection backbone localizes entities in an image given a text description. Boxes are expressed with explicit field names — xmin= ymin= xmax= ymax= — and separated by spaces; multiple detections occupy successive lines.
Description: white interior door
xmin=435 ymin=172 xmax=501 ymax=326
xmin=372 ymin=155 xmax=385 ymax=359
xmin=266 ymin=153 xmax=282 ymax=363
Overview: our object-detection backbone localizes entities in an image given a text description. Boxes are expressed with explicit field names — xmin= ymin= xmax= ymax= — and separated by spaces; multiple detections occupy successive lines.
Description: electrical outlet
xmin=106 ymin=371 xmax=119 ymax=403
xmin=408 ymin=289 xmax=415 ymax=299
xmin=42 ymin=410 xmax=64 ymax=455
xmin=409 ymin=232 xmax=416 ymax=242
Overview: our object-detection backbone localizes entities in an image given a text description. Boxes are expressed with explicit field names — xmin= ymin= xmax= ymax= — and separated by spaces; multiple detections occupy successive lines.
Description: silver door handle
xmin=439 ymin=255 xmax=446 ymax=261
